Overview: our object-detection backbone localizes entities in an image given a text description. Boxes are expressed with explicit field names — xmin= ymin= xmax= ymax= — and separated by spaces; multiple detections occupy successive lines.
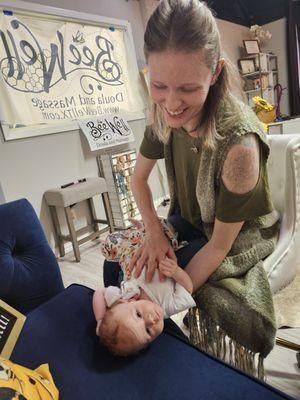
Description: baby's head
xmin=98 ymin=299 xmax=164 ymax=356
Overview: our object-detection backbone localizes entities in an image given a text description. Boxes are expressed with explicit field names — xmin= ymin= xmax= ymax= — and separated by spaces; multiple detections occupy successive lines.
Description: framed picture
xmin=243 ymin=39 xmax=260 ymax=55
xmin=238 ymin=58 xmax=256 ymax=74
xmin=0 ymin=299 xmax=26 ymax=359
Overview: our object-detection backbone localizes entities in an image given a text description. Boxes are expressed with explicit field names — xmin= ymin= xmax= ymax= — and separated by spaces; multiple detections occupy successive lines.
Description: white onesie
xmin=105 ymin=269 xmax=195 ymax=319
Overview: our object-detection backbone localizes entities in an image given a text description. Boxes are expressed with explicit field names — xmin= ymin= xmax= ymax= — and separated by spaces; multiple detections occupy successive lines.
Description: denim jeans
xmin=103 ymin=214 xmax=207 ymax=287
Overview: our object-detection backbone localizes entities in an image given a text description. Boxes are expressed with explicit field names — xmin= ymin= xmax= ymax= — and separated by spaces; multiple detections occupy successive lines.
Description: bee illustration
xmin=72 ymin=30 xmax=85 ymax=44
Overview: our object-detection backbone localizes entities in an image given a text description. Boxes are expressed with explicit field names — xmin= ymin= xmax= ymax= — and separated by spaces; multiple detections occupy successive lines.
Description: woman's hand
xmin=130 ymin=228 xmax=176 ymax=283
xmin=130 ymin=153 xmax=176 ymax=282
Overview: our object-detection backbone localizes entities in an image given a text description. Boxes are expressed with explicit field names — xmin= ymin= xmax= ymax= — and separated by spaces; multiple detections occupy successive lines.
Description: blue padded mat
xmin=12 ymin=284 xmax=294 ymax=400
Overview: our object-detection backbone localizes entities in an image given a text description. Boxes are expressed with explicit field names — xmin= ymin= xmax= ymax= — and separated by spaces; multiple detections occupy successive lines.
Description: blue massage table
xmin=12 ymin=284 xmax=294 ymax=400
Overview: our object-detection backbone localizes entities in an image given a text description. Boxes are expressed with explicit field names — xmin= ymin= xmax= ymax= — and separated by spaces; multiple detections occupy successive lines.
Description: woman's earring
xmin=210 ymin=76 xmax=217 ymax=86
xmin=211 ymin=59 xmax=224 ymax=86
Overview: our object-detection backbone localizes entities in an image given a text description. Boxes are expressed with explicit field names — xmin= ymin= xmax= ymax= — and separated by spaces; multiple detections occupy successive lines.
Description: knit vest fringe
xmin=188 ymin=308 xmax=266 ymax=380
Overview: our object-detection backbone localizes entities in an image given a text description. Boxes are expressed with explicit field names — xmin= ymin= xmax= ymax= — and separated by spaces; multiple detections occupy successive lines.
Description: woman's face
xmin=148 ymin=50 xmax=215 ymax=134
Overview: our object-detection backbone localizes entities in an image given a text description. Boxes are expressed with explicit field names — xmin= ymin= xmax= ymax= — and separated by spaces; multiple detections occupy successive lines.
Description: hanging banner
xmin=79 ymin=114 xmax=134 ymax=151
xmin=0 ymin=12 xmax=145 ymax=127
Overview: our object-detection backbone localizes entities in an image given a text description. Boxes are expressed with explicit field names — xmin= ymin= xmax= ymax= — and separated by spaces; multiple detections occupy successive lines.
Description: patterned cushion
xmin=0 ymin=356 xmax=58 ymax=399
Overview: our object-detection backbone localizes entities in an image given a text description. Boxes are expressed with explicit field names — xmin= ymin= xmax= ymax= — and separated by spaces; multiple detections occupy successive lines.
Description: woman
xmin=104 ymin=0 xmax=278 ymax=376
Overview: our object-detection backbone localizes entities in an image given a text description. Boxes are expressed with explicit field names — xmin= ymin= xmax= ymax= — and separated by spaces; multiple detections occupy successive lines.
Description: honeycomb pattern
xmin=1 ymin=50 xmax=51 ymax=93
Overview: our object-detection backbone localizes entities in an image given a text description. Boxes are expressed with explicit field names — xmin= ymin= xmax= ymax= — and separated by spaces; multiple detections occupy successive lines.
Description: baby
xmin=93 ymin=219 xmax=195 ymax=356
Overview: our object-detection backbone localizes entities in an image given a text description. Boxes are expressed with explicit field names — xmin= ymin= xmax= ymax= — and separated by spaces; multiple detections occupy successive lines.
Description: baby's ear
xmin=129 ymin=218 xmax=144 ymax=230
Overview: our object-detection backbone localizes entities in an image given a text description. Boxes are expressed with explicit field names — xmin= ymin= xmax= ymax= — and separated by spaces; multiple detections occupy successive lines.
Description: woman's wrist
xmin=144 ymin=216 xmax=164 ymax=236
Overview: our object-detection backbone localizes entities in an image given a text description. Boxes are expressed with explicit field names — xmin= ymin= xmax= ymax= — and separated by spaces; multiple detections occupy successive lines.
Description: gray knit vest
xmin=164 ymin=104 xmax=279 ymax=268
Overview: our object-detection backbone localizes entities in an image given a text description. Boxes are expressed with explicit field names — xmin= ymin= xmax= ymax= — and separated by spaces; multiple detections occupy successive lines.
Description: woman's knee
xmin=103 ymin=260 xmax=122 ymax=287
xmin=176 ymin=237 xmax=207 ymax=269
xmin=168 ymin=213 xmax=204 ymax=242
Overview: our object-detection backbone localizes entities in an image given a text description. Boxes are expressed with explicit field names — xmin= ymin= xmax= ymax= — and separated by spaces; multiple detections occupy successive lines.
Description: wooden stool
xmin=45 ymin=177 xmax=114 ymax=262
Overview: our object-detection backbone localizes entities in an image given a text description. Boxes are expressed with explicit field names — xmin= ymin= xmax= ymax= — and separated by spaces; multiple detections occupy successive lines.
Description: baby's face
xmin=113 ymin=299 xmax=164 ymax=348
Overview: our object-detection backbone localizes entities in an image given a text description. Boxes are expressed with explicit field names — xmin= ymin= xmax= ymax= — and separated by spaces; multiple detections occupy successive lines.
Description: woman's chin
xmin=165 ymin=116 xmax=187 ymax=128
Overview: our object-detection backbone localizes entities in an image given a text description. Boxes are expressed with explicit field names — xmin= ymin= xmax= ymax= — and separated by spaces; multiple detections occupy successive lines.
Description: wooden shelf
xmin=238 ymin=52 xmax=278 ymax=107
xmin=244 ymin=88 xmax=261 ymax=94
xmin=241 ymin=71 xmax=260 ymax=78
xmin=98 ymin=149 xmax=140 ymax=229
xmin=241 ymin=70 xmax=272 ymax=78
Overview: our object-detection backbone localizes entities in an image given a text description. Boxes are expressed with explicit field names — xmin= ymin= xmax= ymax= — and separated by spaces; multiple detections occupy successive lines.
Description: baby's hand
xmin=159 ymin=257 xmax=179 ymax=278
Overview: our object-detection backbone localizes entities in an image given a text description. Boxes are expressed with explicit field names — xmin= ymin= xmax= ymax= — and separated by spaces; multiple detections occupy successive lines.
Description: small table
xmin=45 ymin=177 xmax=114 ymax=262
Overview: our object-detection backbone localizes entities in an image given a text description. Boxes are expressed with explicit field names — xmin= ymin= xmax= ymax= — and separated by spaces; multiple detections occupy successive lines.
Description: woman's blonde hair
xmin=144 ymin=0 xmax=244 ymax=148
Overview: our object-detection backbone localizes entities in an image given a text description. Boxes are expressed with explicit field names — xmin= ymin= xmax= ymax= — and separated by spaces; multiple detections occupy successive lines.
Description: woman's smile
xmin=165 ymin=107 xmax=188 ymax=120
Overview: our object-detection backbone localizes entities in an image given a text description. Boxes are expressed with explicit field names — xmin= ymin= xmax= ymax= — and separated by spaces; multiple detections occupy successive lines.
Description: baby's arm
xmin=93 ymin=288 xmax=107 ymax=322
xmin=159 ymin=257 xmax=193 ymax=293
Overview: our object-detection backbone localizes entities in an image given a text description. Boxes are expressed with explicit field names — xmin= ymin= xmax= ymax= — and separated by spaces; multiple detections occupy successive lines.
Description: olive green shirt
xmin=140 ymin=126 xmax=273 ymax=229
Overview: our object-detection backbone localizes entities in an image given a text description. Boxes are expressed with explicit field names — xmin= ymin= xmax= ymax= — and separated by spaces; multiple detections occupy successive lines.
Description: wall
xmin=216 ymin=19 xmax=249 ymax=97
xmin=216 ymin=19 xmax=248 ymax=62
xmin=0 ymin=0 xmax=150 ymax=253
xmin=0 ymin=182 xmax=5 ymax=204
xmin=139 ymin=0 xmax=157 ymax=29
xmin=263 ymin=19 xmax=289 ymax=116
